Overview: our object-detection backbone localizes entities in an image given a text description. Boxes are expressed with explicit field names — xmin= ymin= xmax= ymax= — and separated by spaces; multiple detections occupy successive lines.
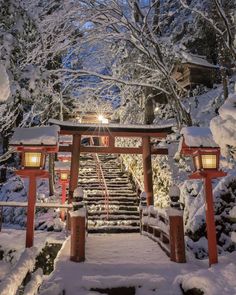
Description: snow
xmin=24 ymin=268 xmax=43 ymax=295
xmin=39 ymin=233 xmax=236 ymax=295
xmin=0 ymin=229 xmax=66 ymax=263
xmin=181 ymin=126 xmax=218 ymax=147
xmin=10 ymin=125 xmax=60 ymax=146
xmin=181 ymin=52 xmax=219 ymax=69
xmin=167 ymin=208 xmax=183 ymax=217
xmin=176 ymin=252 xmax=236 ymax=295
xmin=0 ymin=64 xmax=10 ymax=102
xmin=74 ymin=187 xmax=84 ymax=197
xmin=40 ymin=233 xmax=198 ymax=295
xmin=49 ymin=119 xmax=173 ymax=131
xmin=0 ymin=201 xmax=72 ymax=208
xmin=229 ymin=206 xmax=236 ymax=219
xmin=70 ymin=208 xmax=86 ymax=218
xmin=169 ymin=185 xmax=180 ymax=197
xmin=210 ymin=93 xmax=236 ymax=157
xmin=0 ymin=247 xmax=38 ymax=295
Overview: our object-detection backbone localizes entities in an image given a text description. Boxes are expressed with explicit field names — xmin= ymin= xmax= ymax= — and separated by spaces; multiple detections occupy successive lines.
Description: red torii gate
xmin=49 ymin=119 xmax=172 ymax=206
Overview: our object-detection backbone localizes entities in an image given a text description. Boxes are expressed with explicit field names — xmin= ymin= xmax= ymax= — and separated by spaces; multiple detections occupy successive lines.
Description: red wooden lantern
xmin=180 ymin=127 xmax=226 ymax=266
xmin=55 ymin=161 xmax=70 ymax=221
xmin=10 ymin=126 xmax=59 ymax=248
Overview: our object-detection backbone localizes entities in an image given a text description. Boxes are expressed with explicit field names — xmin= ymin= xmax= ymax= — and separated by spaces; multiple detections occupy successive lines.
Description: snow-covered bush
xmin=210 ymin=92 xmax=236 ymax=159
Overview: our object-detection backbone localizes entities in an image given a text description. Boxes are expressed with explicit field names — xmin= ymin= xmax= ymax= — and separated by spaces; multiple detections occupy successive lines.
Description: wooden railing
xmin=140 ymin=206 xmax=186 ymax=263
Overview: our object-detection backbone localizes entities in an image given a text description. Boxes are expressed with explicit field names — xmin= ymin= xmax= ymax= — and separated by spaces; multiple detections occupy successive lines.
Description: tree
xmin=52 ymin=0 xmax=192 ymax=126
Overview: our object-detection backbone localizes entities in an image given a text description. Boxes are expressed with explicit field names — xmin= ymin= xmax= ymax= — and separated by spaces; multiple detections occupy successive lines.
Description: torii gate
xmin=49 ymin=119 xmax=172 ymax=206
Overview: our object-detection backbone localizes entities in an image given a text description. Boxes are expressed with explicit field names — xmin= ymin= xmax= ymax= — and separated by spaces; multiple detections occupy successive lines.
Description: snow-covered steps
xmin=79 ymin=154 xmax=140 ymax=233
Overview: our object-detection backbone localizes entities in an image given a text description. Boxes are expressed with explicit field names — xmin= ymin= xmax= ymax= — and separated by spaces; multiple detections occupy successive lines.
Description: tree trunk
xmin=221 ymin=68 xmax=229 ymax=100
xmin=144 ymin=89 xmax=155 ymax=125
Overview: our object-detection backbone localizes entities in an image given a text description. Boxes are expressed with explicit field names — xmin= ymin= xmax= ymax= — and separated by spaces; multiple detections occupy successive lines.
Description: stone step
xmin=86 ymin=191 xmax=137 ymax=197
xmin=79 ymin=175 xmax=126 ymax=180
xmin=84 ymin=195 xmax=138 ymax=201
xmin=78 ymin=181 xmax=131 ymax=187
xmin=79 ymin=171 xmax=127 ymax=179
xmin=82 ymin=187 xmax=134 ymax=192
xmin=88 ymin=210 xmax=139 ymax=215
xmin=88 ymin=226 xmax=140 ymax=234
xmin=80 ymin=166 xmax=122 ymax=171
xmin=88 ymin=214 xmax=140 ymax=221
xmin=88 ymin=205 xmax=139 ymax=212
xmin=85 ymin=200 xmax=138 ymax=207
xmin=79 ymin=153 xmax=139 ymax=234
xmin=88 ymin=220 xmax=140 ymax=227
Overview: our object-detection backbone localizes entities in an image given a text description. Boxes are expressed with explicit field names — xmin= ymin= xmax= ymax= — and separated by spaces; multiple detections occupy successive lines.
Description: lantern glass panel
xmin=24 ymin=152 xmax=42 ymax=168
xmin=61 ymin=172 xmax=68 ymax=180
xmin=201 ymin=154 xmax=217 ymax=169
xmin=194 ymin=156 xmax=201 ymax=170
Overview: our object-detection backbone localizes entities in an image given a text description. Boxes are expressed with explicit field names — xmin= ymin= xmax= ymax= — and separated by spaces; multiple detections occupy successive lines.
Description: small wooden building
xmin=171 ymin=53 xmax=219 ymax=89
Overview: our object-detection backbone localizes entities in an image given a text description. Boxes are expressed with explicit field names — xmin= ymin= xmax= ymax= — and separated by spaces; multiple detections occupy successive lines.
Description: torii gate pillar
xmin=69 ymin=135 xmax=81 ymax=202
xmin=142 ymin=136 xmax=154 ymax=206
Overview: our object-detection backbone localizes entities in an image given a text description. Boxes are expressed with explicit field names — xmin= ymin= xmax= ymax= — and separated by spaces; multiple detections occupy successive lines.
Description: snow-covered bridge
xmin=39 ymin=233 xmax=193 ymax=295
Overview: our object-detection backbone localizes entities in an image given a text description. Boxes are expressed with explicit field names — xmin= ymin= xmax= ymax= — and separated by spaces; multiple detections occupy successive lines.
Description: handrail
xmin=90 ymin=137 xmax=110 ymax=219
xmin=0 ymin=201 xmax=73 ymax=208
xmin=141 ymin=207 xmax=186 ymax=263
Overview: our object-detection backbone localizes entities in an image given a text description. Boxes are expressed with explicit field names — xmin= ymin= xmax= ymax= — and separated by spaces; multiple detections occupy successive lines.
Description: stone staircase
xmin=78 ymin=154 xmax=140 ymax=233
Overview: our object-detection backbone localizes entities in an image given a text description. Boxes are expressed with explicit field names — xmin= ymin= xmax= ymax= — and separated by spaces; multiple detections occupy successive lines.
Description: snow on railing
xmin=23 ymin=268 xmax=43 ymax=295
xmin=141 ymin=206 xmax=186 ymax=263
xmin=0 ymin=247 xmax=38 ymax=295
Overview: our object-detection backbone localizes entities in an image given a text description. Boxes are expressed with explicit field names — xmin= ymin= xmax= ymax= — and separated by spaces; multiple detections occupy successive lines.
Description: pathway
xmin=40 ymin=233 xmax=199 ymax=295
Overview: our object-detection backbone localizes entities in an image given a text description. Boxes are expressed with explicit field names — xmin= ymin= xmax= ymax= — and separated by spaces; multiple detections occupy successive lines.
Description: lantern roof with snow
xmin=10 ymin=125 xmax=60 ymax=152
xmin=180 ymin=126 xmax=219 ymax=155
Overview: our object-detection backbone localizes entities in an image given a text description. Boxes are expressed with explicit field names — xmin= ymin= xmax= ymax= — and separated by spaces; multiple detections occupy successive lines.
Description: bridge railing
xmin=141 ymin=206 xmax=186 ymax=263
xmin=0 ymin=247 xmax=42 ymax=295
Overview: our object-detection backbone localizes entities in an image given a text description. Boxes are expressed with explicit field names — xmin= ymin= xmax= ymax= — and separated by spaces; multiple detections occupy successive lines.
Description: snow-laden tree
xmin=52 ymin=0 xmax=192 ymax=126
xmin=0 ymin=0 xmax=80 ymax=142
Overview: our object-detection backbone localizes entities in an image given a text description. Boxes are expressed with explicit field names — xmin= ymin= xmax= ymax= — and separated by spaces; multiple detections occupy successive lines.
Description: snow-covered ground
xmin=39 ymin=233 xmax=236 ymax=295
xmin=0 ymin=229 xmax=66 ymax=283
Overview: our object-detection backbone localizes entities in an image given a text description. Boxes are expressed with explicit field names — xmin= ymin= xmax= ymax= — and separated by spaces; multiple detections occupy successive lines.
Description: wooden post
xmin=204 ymin=175 xmax=218 ymax=266
xmin=60 ymin=181 xmax=67 ymax=221
xmin=169 ymin=211 xmax=186 ymax=263
xmin=69 ymin=135 xmax=81 ymax=203
xmin=108 ymin=136 xmax=115 ymax=148
xmin=26 ymin=176 xmax=37 ymax=248
xmin=142 ymin=137 xmax=154 ymax=206
xmin=70 ymin=210 xmax=86 ymax=262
